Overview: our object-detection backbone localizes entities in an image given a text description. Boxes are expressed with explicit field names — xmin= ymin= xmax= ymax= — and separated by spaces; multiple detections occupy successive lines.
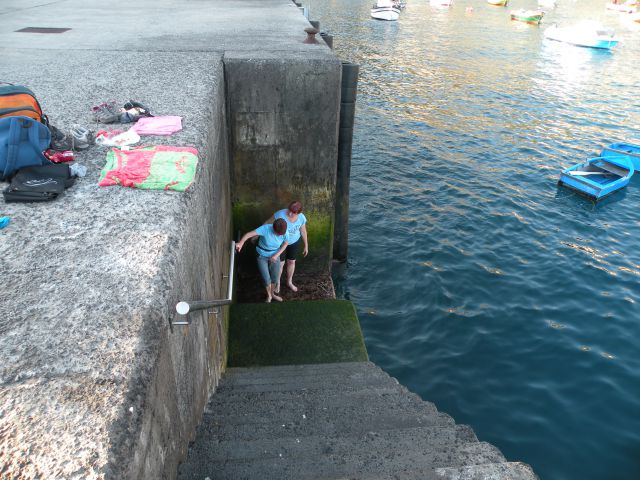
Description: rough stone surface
xmin=177 ymin=362 xmax=539 ymax=480
xmin=0 ymin=48 xmax=232 ymax=479
xmin=0 ymin=0 xmax=340 ymax=478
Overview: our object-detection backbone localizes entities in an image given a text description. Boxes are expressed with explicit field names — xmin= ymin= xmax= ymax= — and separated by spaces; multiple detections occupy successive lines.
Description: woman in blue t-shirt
xmin=236 ymin=218 xmax=289 ymax=302
xmin=263 ymin=200 xmax=308 ymax=293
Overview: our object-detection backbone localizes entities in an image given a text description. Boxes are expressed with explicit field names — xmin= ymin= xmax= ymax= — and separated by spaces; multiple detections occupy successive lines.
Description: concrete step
xmin=206 ymin=384 xmax=421 ymax=412
xmin=205 ymin=386 xmax=438 ymax=419
xmin=186 ymin=425 xmax=467 ymax=463
xmin=435 ymin=461 xmax=539 ymax=480
xmin=178 ymin=441 xmax=505 ymax=480
xmin=203 ymin=398 xmax=448 ymax=428
xmin=223 ymin=361 xmax=380 ymax=380
xmin=200 ymin=406 xmax=456 ymax=442
xmin=217 ymin=366 xmax=397 ymax=393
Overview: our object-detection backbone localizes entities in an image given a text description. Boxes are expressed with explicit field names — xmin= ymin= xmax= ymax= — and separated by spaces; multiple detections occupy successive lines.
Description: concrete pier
xmin=0 ymin=1 xmax=336 ymax=478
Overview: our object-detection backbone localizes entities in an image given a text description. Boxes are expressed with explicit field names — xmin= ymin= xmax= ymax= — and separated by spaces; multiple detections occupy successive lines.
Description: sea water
xmin=307 ymin=0 xmax=640 ymax=478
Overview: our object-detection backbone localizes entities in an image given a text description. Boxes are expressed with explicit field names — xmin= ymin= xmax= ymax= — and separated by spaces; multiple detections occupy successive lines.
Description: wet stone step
xmin=177 ymin=441 xmax=505 ymax=480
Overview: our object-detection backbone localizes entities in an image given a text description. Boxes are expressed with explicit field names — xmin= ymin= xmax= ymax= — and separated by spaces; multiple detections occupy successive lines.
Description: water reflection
xmin=309 ymin=0 xmax=640 ymax=479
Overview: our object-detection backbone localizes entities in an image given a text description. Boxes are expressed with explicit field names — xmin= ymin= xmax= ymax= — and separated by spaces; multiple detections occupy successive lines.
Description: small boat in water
xmin=487 ymin=0 xmax=508 ymax=6
xmin=558 ymin=156 xmax=634 ymax=200
xmin=511 ymin=9 xmax=545 ymax=24
xmin=605 ymin=1 xmax=638 ymax=13
xmin=544 ymin=23 xmax=620 ymax=49
xmin=538 ymin=0 xmax=557 ymax=8
xmin=430 ymin=0 xmax=454 ymax=7
xmin=371 ymin=0 xmax=401 ymax=20
xmin=600 ymin=142 xmax=640 ymax=170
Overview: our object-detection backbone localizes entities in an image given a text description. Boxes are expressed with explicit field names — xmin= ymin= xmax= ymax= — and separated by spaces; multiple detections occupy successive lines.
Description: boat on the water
xmin=511 ymin=9 xmax=545 ymax=24
xmin=544 ymin=23 xmax=620 ymax=49
xmin=393 ymin=0 xmax=407 ymax=9
xmin=605 ymin=1 xmax=637 ymax=13
xmin=558 ymin=156 xmax=634 ymax=200
xmin=538 ymin=0 xmax=557 ymax=7
xmin=487 ymin=0 xmax=508 ymax=6
xmin=371 ymin=0 xmax=401 ymax=20
xmin=600 ymin=142 xmax=640 ymax=170
xmin=430 ymin=0 xmax=454 ymax=7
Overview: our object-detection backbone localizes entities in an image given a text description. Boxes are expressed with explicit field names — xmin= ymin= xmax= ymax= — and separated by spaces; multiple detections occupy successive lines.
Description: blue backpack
xmin=0 ymin=115 xmax=51 ymax=181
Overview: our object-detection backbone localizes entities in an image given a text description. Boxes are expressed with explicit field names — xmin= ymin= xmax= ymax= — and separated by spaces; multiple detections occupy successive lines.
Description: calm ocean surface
xmin=309 ymin=0 xmax=640 ymax=478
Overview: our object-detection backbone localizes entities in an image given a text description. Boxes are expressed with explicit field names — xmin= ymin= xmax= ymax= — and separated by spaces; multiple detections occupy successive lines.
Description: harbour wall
xmin=0 ymin=0 xmax=344 ymax=478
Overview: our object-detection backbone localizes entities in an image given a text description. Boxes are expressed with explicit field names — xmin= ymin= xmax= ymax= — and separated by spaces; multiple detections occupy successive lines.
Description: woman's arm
xmin=300 ymin=224 xmax=309 ymax=257
xmin=236 ymin=230 xmax=258 ymax=252
xmin=270 ymin=241 xmax=289 ymax=262
xmin=263 ymin=214 xmax=275 ymax=225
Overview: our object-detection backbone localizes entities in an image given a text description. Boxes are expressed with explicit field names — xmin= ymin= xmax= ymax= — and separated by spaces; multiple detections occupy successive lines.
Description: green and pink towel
xmin=98 ymin=145 xmax=198 ymax=191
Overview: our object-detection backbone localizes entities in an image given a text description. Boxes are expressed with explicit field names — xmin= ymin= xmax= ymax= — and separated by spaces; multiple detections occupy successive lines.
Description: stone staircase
xmin=177 ymin=362 xmax=538 ymax=480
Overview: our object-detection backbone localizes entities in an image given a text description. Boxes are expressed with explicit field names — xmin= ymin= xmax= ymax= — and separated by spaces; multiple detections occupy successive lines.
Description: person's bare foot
xmin=274 ymin=283 xmax=280 ymax=294
xmin=272 ymin=294 xmax=283 ymax=302
xmin=287 ymin=282 xmax=298 ymax=292
xmin=265 ymin=296 xmax=272 ymax=303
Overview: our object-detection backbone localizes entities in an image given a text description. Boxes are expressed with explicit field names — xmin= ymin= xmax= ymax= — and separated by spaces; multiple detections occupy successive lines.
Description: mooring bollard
xmin=303 ymin=27 xmax=320 ymax=44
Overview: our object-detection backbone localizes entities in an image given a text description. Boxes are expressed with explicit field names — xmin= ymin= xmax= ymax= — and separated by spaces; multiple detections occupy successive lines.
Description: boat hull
xmin=558 ymin=157 xmax=634 ymax=200
xmin=488 ymin=0 xmax=508 ymax=6
xmin=511 ymin=10 xmax=544 ymax=23
xmin=544 ymin=26 xmax=619 ymax=49
xmin=370 ymin=6 xmax=400 ymax=20
xmin=606 ymin=2 xmax=637 ymax=13
xmin=430 ymin=0 xmax=454 ymax=6
xmin=600 ymin=143 xmax=640 ymax=170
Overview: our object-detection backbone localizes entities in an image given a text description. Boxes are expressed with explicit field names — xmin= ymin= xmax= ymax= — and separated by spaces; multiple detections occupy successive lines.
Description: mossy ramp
xmin=228 ymin=300 xmax=368 ymax=367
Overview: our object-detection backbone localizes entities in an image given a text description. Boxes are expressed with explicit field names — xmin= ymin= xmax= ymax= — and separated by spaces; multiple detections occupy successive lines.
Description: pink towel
xmin=132 ymin=116 xmax=182 ymax=136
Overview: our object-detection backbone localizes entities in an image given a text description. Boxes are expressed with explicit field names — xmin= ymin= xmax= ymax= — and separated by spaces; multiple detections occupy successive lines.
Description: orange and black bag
xmin=0 ymin=84 xmax=47 ymax=124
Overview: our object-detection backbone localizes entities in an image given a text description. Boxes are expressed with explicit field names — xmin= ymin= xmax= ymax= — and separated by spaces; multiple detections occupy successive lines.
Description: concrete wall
xmin=127 ymin=60 xmax=233 ymax=479
xmin=226 ymin=51 xmax=342 ymax=273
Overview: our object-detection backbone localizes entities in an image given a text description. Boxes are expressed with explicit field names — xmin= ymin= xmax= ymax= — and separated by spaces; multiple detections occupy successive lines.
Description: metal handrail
xmin=172 ymin=241 xmax=236 ymax=326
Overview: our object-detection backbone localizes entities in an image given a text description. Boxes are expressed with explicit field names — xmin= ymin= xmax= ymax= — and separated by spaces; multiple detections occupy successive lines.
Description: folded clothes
xmin=131 ymin=116 xmax=182 ymax=136
xmin=95 ymin=129 xmax=140 ymax=147
xmin=98 ymin=145 xmax=197 ymax=191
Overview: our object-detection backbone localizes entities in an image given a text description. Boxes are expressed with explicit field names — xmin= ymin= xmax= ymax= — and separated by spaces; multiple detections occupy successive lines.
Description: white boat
xmin=538 ymin=0 xmax=557 ymax=8
xmin=605 ymin=2 xmax=637 ymax=13
xmin=371 ymin=0 xmax=401 ymax=20
xmin=430 ymin=0 xmax=454 ymax=6
xmin=544 ymin=22 xmax=620 ymax=49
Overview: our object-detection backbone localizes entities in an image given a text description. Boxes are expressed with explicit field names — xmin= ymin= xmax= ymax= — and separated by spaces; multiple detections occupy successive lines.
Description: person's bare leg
xmin=275 ymin=261 xmax=284 ymax=294
xmin=286 ymin=259 xmax=298 ymax=292
xmin=265 ymin=285 xmax=272 ymax=303
xmin=271 ymin=284 xmax=283 ymax=302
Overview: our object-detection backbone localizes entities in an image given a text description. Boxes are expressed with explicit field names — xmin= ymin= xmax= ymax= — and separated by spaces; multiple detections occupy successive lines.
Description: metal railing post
xmin=172 ymin=241 xmax=236 ymax=326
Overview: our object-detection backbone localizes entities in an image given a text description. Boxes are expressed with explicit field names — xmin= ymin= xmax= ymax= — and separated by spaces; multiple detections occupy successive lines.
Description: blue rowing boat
xmin=558 ymin=156 xmax=634 ymax=200
xmin=600 ymin=142 xmax=640 ymax=171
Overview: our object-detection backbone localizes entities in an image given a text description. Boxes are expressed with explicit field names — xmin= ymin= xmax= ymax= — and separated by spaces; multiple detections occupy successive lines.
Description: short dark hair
xmin=288 ymin=201 xmax=303 ymax=214
xmin=273 ymin=218 xmax=287 ymax=235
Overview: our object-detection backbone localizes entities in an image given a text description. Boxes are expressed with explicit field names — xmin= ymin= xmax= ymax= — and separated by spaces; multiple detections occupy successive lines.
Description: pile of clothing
xmin=0 ymin=84 xmax=198 ymax=209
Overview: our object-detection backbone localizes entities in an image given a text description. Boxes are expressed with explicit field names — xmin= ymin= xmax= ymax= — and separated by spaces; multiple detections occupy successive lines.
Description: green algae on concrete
xmin=228 ymin=300 xmax=368 ymax=367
